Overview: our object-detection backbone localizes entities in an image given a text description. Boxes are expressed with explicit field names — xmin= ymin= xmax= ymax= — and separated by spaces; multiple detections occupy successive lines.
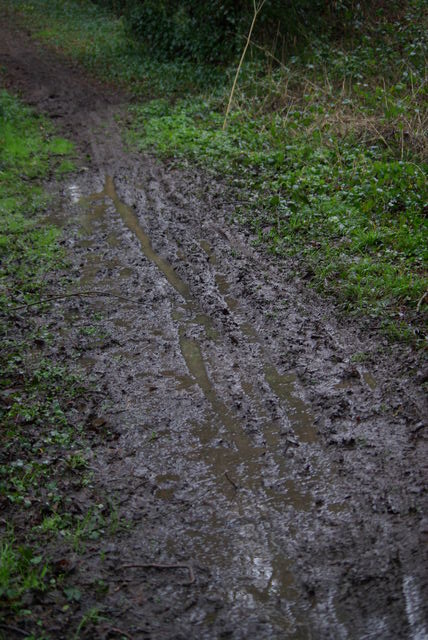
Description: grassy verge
xmin=3 ymin=0 xmax=427 ymax=343
xmin=0 ymin=91 xmax=122 ymax=639
xmin=127 ymin=92 xmax=426 ymax=341
xmin=126 ymin=2 xmax=427 ymax=343
xmin=1 ymin=0 xmax=222 ymax=95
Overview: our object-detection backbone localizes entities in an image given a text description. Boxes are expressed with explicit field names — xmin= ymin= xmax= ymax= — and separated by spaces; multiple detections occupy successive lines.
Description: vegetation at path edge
xmin=2 ymin=0 xmax=427 ymax=345
xmin=0 ymin=90 xmax=125 ymax=639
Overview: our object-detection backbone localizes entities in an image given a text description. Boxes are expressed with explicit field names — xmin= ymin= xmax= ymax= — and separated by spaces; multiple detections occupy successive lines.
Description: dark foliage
xmin=91 ymin=0 xmax=387 ymax=63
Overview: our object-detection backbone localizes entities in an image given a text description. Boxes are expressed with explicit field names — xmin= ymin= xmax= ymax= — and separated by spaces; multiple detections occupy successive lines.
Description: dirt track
xmin=1 ymin=17 xmax=427 ymax=640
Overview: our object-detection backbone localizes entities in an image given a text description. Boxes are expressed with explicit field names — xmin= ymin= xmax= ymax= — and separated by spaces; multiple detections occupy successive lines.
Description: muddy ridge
xmin=1 ymin=18 xmax=427 ymax=640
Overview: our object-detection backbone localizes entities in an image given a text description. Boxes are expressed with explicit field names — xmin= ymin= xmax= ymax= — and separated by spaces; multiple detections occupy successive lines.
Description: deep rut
xmin=63 ymin=166 xmax=426 ymax=638
xmin=74 ymin=173 xmax=344 ymax=638
xmin=1 ymin=19 xmax=427 ymax=640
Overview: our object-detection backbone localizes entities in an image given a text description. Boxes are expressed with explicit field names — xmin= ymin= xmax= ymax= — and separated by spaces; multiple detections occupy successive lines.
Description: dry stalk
xmin=106 ymin=628 xmax=134 ymax=640
xmin=231 ymin=28 xmax=427 ymax=159
xmin=223 ymin=0 xmax=267 ymax=130
xmin=0 ymin=623 xmax=30 ymax=638
xmin=416 ymin=290 xmax=427 ymax=312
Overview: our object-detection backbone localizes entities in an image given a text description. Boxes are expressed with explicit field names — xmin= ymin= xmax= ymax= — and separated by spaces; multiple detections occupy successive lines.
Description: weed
xmin=350 ymin=352 xmax=369 ymax=364
xmin=74 ymin=606 xmax=104 ymax=639
xmin=93 ymin=579 xmax=108 ymax=596
xmin=80 ymin=325 xmax=99 ymax=337
xmin=0 ymin=536 xmax=49 ymax=611
xmin=71 ymin=507 xmax=103 ymax=552
xmin=64 ymin=586 xmax=81 ymax=603
xmin=107 ymin=499 xmax=121 ymax=535
xmin=66 ymin=452 xmax=88 ymax=470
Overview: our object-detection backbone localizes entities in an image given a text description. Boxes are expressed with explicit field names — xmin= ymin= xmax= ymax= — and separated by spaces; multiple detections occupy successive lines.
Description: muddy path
xmin=1 ymin=18 xmax=427 ymax=640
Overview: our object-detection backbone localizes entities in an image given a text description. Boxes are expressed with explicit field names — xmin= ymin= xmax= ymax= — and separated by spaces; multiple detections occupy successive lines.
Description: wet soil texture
xmin=1 ymin=18 xmax=427 ymax=640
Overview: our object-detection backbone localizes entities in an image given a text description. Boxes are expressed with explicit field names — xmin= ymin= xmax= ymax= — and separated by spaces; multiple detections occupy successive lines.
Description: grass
xmin=0 ymin=90 xmax=126 ymax=638
xmin=124 ymin=2 xmax=427 ymax=340
xmin=1 ymin=0 xmax=426 ymax=346
xmin=2 ymin=0 xmax=223 ymax=96
xmin=127 ymin=95 xmax=426 ymax=331
xmin=0 ymin=89 xmax=75 ymax=308
xmin=0 ymin=538 xmax=49 ymax=610
xmin=0 ymin=89 xmax=70 ymax=632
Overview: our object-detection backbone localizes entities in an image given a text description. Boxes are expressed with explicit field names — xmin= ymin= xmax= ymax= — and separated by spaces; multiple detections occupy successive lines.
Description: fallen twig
xmin=121 ymin=562 xmax=195 ymax=585
xmin=7 ymin=291 xmax=144 ymax=311
xmin=416 ymin=290 xmax=427 ymax=312
xmin=0 ymin=623 xmax=31 ymax=637
xmin=106 ymin=627 xmax=134 ymax=640
xmin=224 ymin=471 xmax=238 ymax=491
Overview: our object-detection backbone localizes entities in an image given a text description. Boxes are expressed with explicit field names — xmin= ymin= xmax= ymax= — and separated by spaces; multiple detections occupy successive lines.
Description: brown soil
xmin=1 ymin=16 xmax=427 ymax=640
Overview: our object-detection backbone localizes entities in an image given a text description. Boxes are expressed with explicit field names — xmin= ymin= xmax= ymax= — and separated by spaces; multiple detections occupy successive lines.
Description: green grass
xmin=127 ymin=94 xmax=427 ymax=337
xmin=0 ymin=90 xmax=119 ymax=637
xmin=0 ymin=89 xmax=70 ymax=627
xmin=2 ymin=0 xmax=223 ymax=95
xmin=0 ymin=538 xmax=49 ymax=609
xmin=2 ymin=0 xmax=426 ymax=343
xmin=0 ymin=90 xmax=75 ymax=308
xmin=125 ymin=1 xmax=427 ymax=342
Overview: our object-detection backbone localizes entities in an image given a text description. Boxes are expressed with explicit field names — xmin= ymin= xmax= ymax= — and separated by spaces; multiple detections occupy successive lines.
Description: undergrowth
xmin=127 ymin=94 xmax=426 ymax=339
xmin=2 ymin=0 xmax=223 ymax=95
xmin=126 ymin=1 xmax=427 ymax=342
xmin=2 ymin=0 xmax=427 ymax=343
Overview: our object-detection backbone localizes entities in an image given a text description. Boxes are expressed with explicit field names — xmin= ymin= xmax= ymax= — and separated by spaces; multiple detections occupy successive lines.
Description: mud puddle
xmin=50 ymin=163 xmax=427 ymax=639
xmin=71 ymin=175 xmax=352 ymax=636
xmin=66 ymin=167 xmax=426 ymax=639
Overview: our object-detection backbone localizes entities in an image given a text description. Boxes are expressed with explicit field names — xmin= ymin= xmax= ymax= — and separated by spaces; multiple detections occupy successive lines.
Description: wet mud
xmin=1 ymin=17 xmax=427 ymax=640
